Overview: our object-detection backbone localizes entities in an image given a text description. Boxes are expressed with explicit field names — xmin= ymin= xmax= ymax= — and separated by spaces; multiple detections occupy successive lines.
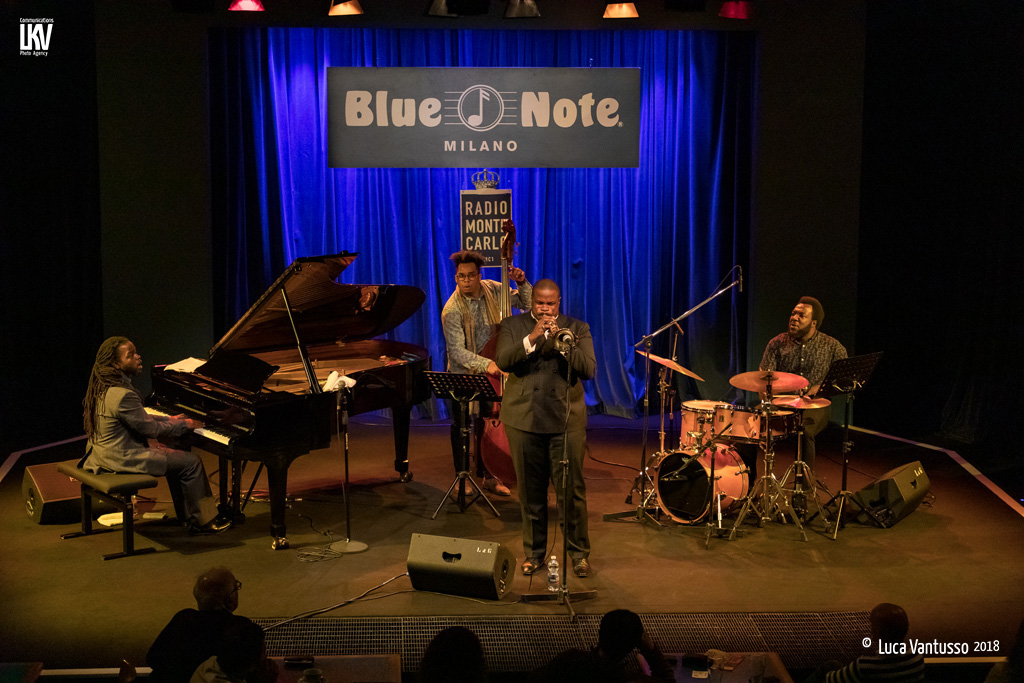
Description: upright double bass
xmin=478 ymin=219 xmax=518 ymax=484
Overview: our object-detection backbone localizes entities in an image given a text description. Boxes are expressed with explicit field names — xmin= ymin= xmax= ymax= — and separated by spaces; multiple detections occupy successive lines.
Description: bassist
xmin=441 ymin=249 xmax=532 ymax=497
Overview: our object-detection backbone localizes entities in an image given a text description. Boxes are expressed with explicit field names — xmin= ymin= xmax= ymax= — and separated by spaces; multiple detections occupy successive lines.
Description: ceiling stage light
xmin=228 ymin=0 xmax=265 ymax=10
xmin=719 ymin=1 xmax=753 ymax=19
xmin=603 ymin=3 xmax=639 ymax=19
xmin=329 ymin=0 xmax=363 ymax=15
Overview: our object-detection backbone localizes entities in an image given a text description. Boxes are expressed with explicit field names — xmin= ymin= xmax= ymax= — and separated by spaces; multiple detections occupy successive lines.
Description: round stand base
xmin=329 ymin=539 xmax=369 ymax=554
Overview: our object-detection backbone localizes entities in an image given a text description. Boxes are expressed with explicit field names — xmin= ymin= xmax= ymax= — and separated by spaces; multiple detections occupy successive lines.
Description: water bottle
xmin=547 ymin=555 xmax=560 ymax=592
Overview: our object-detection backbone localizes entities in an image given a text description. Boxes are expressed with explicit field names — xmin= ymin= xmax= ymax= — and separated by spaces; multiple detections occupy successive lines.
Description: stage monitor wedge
xmin=23 ymin=461 xmax=82 ymax=525
xmin=407 ymin=533 xmax=515 ymax=600
xmin=854 ymin=461 xmax=930 ymax=527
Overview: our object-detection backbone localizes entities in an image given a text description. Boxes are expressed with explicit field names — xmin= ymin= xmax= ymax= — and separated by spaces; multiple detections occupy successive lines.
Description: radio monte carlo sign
xmin=327 ymin=67 xmax=640 ymax=168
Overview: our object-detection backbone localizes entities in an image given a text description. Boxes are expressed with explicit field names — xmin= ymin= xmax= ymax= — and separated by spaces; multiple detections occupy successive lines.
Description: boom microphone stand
xmin=603 ymin=268 xmax=742 ymax=525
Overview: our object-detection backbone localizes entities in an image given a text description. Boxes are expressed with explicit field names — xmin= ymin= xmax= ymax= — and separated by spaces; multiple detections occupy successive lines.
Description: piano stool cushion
xmin=56 ymin=464 xmax=158 ymax=497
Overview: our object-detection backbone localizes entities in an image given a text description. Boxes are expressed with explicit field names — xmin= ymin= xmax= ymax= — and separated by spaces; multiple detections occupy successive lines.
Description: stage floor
xmin=1 ymin=416 xmax=1021 ymax=673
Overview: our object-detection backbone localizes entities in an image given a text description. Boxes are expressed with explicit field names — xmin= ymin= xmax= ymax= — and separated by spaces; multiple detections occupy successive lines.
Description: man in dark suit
xmin=495 ymin=279 xmax=596 ymax=578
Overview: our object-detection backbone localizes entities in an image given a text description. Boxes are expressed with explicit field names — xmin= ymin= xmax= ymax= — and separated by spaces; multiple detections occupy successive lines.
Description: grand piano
xmin=151 ymin=252 xmax=430 ymax=549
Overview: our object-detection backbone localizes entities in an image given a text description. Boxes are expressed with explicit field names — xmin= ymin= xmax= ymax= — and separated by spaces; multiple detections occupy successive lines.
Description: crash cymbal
xmin=636 ymin=350 xmax=704 ymax=382
xmin=772 ymin=395 xmax=832 ymax=410
xmin=729 ymin=370 xmax=809 ymax=394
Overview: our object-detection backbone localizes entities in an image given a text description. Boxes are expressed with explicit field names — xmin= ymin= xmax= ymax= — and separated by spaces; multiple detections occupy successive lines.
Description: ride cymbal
xmin=728 ymin=370 xmax=808 ymax=394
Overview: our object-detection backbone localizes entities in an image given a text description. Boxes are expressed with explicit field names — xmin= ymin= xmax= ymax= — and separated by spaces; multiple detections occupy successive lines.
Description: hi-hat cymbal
xmin=772 ymin=395 xmax=832 ymax=410
xmin=729 ymin=370 xmax=808 ymax=394
xmin=636 ymin=350 xmax=704 ymax=382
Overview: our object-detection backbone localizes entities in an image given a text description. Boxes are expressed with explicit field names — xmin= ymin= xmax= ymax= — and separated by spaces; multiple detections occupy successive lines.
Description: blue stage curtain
xmin=209 ymin=28 xmax=754 ymax=419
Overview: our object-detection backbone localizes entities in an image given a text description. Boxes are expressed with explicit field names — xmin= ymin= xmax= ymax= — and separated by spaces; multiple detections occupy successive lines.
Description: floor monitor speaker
xmin=407 ymin=533 xmax=515 ymax=600
xmin=22 ymin=461 xmax=81 ymax=524
xmin=854 ymin=460 xmax=930 ymax=527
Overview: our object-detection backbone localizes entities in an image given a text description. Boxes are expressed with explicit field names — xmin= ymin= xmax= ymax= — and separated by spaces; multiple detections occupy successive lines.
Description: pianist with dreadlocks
xmin=80 ymin=336 xmax=231 ymax=534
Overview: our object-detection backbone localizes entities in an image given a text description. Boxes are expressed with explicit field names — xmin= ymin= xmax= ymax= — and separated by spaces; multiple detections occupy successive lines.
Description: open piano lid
xmin=210 ymin=251 xmax=426 ymax=357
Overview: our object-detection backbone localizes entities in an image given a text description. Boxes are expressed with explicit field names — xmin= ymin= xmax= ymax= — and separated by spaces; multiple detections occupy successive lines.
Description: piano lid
xmin=211 ymin=252 xmax=426 ymax=356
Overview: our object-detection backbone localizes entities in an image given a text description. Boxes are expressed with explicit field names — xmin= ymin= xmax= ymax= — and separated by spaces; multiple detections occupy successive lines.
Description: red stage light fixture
xmin=719 ymin=1 xmax=752 ymax=19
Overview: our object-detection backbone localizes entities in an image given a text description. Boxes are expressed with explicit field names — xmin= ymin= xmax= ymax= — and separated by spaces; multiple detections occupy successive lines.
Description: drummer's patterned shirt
xmin=760 ymin=330 xmax=847 ymax=391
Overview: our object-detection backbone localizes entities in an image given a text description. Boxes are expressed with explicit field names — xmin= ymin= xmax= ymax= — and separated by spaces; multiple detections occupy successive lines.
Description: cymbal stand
xmin=728 ymin=378 xmax=807 ymax=541
xmin=701 ymin=422 xmax=735 ymax=549
xmin=605 ymin=270 xmax=742 ymax=526
xmin=777 ymin=417 xmax=831 ymax=529
xmin=657 ymin=366 xmax=670 ymax=454
xmin=603 ymin=336 xmax=664 ymax=526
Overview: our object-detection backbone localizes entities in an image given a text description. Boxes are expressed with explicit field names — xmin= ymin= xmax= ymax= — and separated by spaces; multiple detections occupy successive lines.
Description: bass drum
xmin=650 ymin=445 xmax=749 ymax=524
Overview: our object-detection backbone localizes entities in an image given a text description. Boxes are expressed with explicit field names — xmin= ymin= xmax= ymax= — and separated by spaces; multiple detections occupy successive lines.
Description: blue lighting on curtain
xmin=209 ymin=27 xmax=754 ymax=419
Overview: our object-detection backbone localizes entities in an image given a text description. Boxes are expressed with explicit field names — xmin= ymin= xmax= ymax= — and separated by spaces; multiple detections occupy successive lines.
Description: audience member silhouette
xmin=529 ymin=611 xmax=672 ymax=683
xmin=531 ymin=648 xmax=610 ymax=683
xmin=148 ymin=567 xmax=255 ymax=683
xmin=419 ymin=626 xmax=488 ymax=683
xmin=591 ymin=610 xmax=674 ymax=683
xmin=805 ymin=603 xmax=925 ymax=683
xmin=191 ymin=619 xmax=277 ymax=683
xmin=984 ymin=617 xmax=1024 ymax=683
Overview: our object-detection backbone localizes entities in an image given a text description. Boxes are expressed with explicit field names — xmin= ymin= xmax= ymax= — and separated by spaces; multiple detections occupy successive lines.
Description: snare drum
xmin=679 ymin=400 xmax=728 ymax=447
xmin=650 ymin=445 xmax=749 ymax=524
xmin=712 ymin=404 xmax=795 ymax=444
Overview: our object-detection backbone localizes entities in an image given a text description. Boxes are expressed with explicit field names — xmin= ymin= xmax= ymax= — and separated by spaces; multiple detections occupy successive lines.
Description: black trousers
xmin=735 ymin=405 xmax=832 ymax=485
xmin=505 ymin=425 xmax=590 ymax=562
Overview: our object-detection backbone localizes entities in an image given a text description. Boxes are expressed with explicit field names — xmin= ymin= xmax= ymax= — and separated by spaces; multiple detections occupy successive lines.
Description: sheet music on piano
xmin=164 ymin=357 xmax=207 ymax=373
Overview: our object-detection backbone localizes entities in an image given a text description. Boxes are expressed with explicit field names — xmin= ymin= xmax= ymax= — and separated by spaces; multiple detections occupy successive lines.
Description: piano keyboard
xmin=144 ymin=406 xmax=235 ymax=446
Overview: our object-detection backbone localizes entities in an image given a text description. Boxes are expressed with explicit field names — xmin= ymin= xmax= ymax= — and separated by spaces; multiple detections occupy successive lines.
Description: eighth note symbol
xmin=466 ymin=89 xmax=490 ymax=128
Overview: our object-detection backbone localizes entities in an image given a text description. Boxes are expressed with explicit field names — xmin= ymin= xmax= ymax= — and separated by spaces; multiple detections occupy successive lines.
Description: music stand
xmin=807 ymin=352 xmax=884 ymax=538
xmin=425 ymin=371 xmax=502 ymax=519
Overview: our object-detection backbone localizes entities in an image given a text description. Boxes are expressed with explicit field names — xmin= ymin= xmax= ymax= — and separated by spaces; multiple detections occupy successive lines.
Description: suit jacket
xmin=81 ymin=377 xmax=190 ymax=476
xmin=495 ymin=312 xmax=596 ymax=434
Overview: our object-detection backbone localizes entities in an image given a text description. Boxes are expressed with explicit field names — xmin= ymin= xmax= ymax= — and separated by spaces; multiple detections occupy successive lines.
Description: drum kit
xmin=639 ymin=355 xmax=834 ymax=544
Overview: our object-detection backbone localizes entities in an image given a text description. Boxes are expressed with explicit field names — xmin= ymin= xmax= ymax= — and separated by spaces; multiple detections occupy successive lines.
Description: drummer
xmin=758 ymin=296 xmax=848 ymax=472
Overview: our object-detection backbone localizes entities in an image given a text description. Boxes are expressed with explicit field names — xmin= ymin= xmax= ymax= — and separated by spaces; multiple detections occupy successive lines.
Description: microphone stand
xmin=521 ymin=336 xmax=596 ymax=616
xmin=329 ymin=386 xmax=368 ymax=554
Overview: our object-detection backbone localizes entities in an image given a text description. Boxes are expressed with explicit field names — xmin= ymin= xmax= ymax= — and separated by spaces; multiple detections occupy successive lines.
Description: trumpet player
xmin=495 ymin=279 xmax=597 ymax=579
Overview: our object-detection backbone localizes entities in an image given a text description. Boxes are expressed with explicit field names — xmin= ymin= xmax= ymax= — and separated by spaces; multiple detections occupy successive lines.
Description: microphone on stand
xmin=738 ymin=265 xmax=743 ymax=293
xmin=554 ymin=328 xmax=577 ymax=353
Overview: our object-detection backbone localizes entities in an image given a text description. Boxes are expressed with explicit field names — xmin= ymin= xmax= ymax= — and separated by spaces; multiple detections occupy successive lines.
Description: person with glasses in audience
xmin=440 ymin=249 xmax=532 ymax=498
xmin=148 ymin=567 xmax=260 ymax=683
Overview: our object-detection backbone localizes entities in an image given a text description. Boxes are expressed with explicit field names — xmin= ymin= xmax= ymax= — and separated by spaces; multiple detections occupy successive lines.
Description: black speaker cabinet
xmin=407 ymin=533 xmax=516 ymax=600
xmin=22 ymin=461 xmax=82 ymax=524
xmin=854 ymin=460 xmax=930 ymax=527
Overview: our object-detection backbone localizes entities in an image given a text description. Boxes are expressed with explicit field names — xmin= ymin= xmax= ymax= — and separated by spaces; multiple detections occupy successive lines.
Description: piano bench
xmin=56 ymin=464 xmax=159 ymax=561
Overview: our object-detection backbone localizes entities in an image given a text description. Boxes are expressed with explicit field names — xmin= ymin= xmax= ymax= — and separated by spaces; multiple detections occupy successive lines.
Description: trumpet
xmin=553 ymin=327 xmax=577 ymax=353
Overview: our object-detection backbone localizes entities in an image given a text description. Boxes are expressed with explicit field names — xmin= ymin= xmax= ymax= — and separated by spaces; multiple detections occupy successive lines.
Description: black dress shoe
xmin=572 ymin=557 xmax=591 ymax=578
xmin=521 ymin=558 xmax=543 ymax=576
xmin=188 ymin=515 xmax=232 ymax=535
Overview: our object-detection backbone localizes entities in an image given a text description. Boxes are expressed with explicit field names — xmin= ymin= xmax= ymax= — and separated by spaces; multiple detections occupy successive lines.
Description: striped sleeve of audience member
xmin=825 ymin=654 xmax=925 ymax=683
